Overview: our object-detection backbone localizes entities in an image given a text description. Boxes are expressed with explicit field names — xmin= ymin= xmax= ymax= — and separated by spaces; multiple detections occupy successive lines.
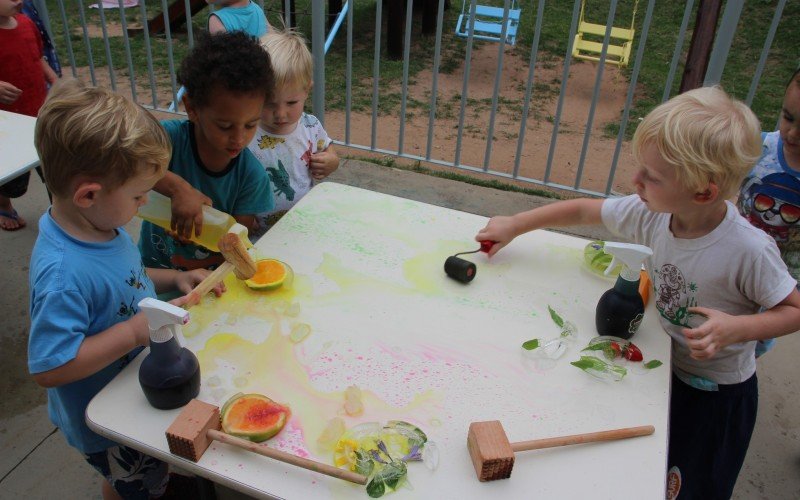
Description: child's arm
xmin=684 ymin=289 xmax=800 ymax=360
xmin=309 ymin=144 xmax=340 ymax=181
xmin=0 ymin=80 xmax=21 ymax=104
xmin=32 ymin=314 xmax=150 ymax=388
xmin=41 ymin=59 xmax=58 ymax=85
xmin=475 ymin=198 xmax=604 ymax=256
xmin=146 ymin=268 xmax=226 ymax=297
xmin=208 ymin=14 xmax=227 ymax=34
xmin=153 ymin=171 xmax=213 ymax=240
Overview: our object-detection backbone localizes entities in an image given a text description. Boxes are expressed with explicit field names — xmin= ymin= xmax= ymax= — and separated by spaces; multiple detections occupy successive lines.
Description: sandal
xmin=0 ymin=209 xmax=26 ymax=231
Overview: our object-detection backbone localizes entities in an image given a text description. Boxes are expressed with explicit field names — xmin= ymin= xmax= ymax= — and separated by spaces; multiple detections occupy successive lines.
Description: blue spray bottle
xmin=595 ymin=242 xmax=653 ymax=340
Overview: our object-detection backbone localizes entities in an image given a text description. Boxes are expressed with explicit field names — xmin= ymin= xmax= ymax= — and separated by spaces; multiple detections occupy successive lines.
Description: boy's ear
xmin=183 ymin=95 xmax=197 ymax=122
xmin=73 ymin=181 xmax=103 ymax=208
xmin=694 ymin=182 xmax=719 ymax=203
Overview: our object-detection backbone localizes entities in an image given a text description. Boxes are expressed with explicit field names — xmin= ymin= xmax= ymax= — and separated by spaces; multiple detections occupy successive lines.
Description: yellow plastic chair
xmin=572 ymin=0 xmax=638 ymax=67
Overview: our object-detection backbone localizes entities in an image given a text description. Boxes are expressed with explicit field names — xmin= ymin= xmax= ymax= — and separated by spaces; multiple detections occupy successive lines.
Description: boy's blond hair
xmin=632 ymin=86 xmax=761 ymax=199
xmin=34 ymin=79 xmax=170 ymax=198
xmin=259 ymin=28 xmax=312 ymax=91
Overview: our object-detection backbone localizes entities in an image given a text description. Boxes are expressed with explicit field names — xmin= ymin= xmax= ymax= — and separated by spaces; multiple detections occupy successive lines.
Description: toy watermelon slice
xmin=244 ymin=259 xmax=293 ymax=291
xmin=220 ymin=393 xmax=290 ymax=442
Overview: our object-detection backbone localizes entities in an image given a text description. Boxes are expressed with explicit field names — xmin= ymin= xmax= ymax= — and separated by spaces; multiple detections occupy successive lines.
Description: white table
xmin=88 ymin=183 xmax=671 ymax=499
xmin=0 ymin=110 xmax=39 ymax=184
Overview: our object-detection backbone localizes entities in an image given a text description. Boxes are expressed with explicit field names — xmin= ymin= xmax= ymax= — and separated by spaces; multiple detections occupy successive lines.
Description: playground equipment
xmin=169 ymin=2 xmax=350 ymax=112
xmin=455 ymin=0 xmax=521 ymax=46
xmin=572 ymin=0 xmax=639 ymax=67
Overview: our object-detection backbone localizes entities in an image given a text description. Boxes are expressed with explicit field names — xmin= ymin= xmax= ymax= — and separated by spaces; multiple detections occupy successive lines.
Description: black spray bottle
xmin=138 ymin=297 xmax=200 ymax=409
xmin=595 ymin=242 xmax=653 ymax=340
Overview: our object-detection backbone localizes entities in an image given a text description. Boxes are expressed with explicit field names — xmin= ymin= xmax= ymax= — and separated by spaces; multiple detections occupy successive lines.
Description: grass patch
xmin=43 ymin=0 xmax=798 ymax=135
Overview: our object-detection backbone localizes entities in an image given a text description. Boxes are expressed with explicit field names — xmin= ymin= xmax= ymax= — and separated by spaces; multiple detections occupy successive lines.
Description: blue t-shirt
xmin=210 ymin=1 xmax=267 ymax=37
xmin=28 ymin=211 xmax=154 ymax=454
xmin=139 ymin=119 xmax=273 ymax=270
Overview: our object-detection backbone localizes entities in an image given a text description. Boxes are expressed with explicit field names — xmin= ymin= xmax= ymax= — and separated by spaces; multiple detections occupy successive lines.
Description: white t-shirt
xmin=602 ymin=194 xmax=795 ymax=384
xmin=247 ymin=113 xmax=332 ymax=237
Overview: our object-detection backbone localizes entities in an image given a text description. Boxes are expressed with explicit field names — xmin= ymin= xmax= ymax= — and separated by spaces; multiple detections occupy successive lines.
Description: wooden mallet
xmin=166 ymin=399 xmax=367 ymax=485
xmin=186 ymin=227 xmax=258 ymax=307
xmin=467 ymin=420 xmax=655 ymax=481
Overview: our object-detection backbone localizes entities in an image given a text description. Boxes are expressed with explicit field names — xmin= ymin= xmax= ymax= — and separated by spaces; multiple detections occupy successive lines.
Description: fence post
xmin=312 ymin=0 xmax=326 ymax=126
xmin=679 ymin=0 xmax=721 ymax=92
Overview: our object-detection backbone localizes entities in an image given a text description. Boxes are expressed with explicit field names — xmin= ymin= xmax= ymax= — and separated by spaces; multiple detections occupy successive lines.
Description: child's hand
xmin=309 ymin=147 xmax=339 ymax=181
xmin=681 ymin=306 xmax=739 ymax=360
xmin=0 ymin=81 xmax=22 ymax=105
xmin=174 ymin=269 xmax=226 ymax=297
xmin=130 ymin=312 xmax=152 ymax=347
xmin=170 ymin=186 xmax=212 ymax=240
xmin=475 ymin=216 xmax=519 ymax=257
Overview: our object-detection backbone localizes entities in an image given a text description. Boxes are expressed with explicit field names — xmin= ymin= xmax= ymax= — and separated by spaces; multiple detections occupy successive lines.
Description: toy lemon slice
xmin=583 ymin=240 xmax=621 ymax=278
xmin=244 ymin=259 xmax=294 ymax=290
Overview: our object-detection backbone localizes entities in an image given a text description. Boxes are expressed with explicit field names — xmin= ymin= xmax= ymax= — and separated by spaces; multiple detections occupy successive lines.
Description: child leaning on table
xmin=475 ymin=86 xmax=800 ymax=500
xmin=737 ymin=68 xmax=800 ymax=358
xmin=246 ymin=28 xmax=339 ymax=239
xmin=142 ymin=30 xmax=274 ymax=270
xmin=28 ymin=79 xmax=224 ymax=500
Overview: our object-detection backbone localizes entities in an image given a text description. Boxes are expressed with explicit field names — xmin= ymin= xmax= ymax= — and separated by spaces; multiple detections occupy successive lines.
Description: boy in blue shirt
xmin=476 ymin=87 xmax=800 ymax=499
xmin=142 ymin=30 xmax=275 ymax=271
xmin=28 ymin=79 xmax=224 ymax=499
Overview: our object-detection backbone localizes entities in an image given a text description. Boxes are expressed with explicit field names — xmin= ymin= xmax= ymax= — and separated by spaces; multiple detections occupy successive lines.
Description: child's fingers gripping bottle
xmin=595 ymin=242 xmax=653 ymax=340
xmin=137 ymin=190 xmax=251 ymax=252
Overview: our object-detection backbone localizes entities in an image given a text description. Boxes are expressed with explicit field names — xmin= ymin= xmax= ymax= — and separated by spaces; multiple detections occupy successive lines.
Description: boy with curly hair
xmin=476 ymin=86 xmax=800 ymax=499
xmin=142 ymin=30 xmax=275 ymax=270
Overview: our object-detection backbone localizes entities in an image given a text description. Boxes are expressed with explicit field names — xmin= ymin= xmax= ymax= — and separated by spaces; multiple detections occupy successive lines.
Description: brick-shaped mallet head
xmin=467 ymin=420 xmax=656 ymax=482
xmin=166 ymin=399 xmax=221 ymax=461
xmin=467 ymin=420 xmax=515 ymax=481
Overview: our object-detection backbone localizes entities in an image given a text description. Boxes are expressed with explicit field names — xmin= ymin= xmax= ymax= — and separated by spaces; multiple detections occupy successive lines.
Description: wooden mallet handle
xmin=185 ymin=262 xmax=233 ymax=307
xmin=510 ymin=425 xmax=655 ymax=453
xmin=207 ymin=429 xmax=367 ymax=485
xmin=185 ymin=228 xmax=256 ymax=307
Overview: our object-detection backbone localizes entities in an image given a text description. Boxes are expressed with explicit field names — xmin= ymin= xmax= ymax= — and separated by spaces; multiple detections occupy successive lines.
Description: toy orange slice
xmin=245 ymin=259 xmax=292 ymax=290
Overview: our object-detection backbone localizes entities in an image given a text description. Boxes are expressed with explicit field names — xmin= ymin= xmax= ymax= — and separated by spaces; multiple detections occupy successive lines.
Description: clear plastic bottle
xmin=137 ymin=190 xmax=250 ymax=253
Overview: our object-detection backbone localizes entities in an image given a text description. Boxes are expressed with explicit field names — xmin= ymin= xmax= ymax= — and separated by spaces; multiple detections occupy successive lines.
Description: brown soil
xmin=73 ymin=42 xmax=638 ymax=197
xmin=325 ymin=43 xmax=639 ymax=197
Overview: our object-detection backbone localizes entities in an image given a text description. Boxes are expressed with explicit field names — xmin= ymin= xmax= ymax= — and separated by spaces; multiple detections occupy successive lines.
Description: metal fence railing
xmin=35 ymin=0 xmax=793 ymax=197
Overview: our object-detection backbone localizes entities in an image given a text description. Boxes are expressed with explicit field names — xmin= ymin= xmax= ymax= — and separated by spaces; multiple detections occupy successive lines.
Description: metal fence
xmin=34 ymin=0 xmax=792 ymax=197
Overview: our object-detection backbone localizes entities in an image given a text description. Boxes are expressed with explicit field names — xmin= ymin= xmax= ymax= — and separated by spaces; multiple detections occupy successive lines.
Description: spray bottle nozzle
xmin=138 ymin=298 xmax=190 ymax=344
xmin=603 ymin=242 xmax=653 ymax=281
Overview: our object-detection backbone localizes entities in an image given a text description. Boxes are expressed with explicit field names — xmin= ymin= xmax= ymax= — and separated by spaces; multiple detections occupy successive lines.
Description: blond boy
xmin=28 ymin=79 xmax=222 ymax=499
xmin=247 ymin=28 xmax=339 ymax=238
xmin=476 ymin=86 xmax=800 ymax=499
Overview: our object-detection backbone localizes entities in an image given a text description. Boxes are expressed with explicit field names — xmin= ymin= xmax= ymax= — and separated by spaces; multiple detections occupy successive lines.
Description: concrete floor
xmin=1 ymin=159 xmax=798 ymax=499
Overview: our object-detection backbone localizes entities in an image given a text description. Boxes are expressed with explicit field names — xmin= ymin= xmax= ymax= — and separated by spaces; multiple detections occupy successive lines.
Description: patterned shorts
xmin=84 ymin=445 xmax=169 ymax=499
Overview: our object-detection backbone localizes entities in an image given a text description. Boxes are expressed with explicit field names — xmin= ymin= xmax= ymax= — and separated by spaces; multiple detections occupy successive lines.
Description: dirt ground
xmin=73 ymin=41 xmax=636 ymax=197
xmin=324 ymin=43 xmax=639 ymax=196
